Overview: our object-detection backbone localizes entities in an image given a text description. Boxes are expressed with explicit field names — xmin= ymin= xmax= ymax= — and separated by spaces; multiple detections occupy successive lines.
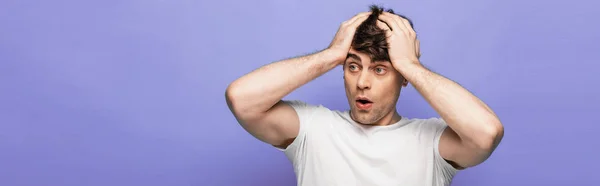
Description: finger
xmin=400 ymin=18 xmax=416 ymax=36
xmin=376 ymin=18 xmax=391 ymax=30
xmin=383 ymin=12 xmax=408 ymax=33
xmin=376 ymin=19 xmax=390 ymax=31
xmin=382 ymin=12 xmax=405 ymax=26
xmin=347 ymin=14 xmax=370 ymax=29
xmin=345 ymin=12 xmax=371 ymax=26
xmin=385 ymin=12 xmax=416 ymax=36
xmin=376 ymin=20 xmax=393 ymax=38
xmin=377 ymin=13 xmax=402 ymax=33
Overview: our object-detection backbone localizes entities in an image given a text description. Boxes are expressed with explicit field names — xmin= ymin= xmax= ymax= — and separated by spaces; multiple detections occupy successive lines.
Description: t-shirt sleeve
xmin=430 ymin=118 xmax=459 ymax=185
xmin=275 ymin=100 xmax=321 ymax=163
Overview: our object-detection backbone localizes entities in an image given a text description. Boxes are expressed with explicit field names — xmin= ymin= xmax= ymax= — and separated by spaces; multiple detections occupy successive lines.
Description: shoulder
xmin=282 ymin=100 xmax=331 ymax=117
xmin=280 ymin=100 xmax=344 ymax=132
xmin=276 ymin=100 xmax=342 ymax=152
xmin=397 ymin=117 xmax=449 ymax=142
xmin=422 ymin=117 xmax=449 ymax=131
xmin=282 ymin=99 xmax=344 ymax=118
xmin=404 ymin=117 xmax=448 ymax=132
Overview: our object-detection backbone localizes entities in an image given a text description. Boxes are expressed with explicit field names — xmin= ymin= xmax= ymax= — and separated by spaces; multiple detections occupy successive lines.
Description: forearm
xmin=398 ymin=62 xmax=503 ymax=148
xmin=226 ymin=49 xmax=342 ymax=115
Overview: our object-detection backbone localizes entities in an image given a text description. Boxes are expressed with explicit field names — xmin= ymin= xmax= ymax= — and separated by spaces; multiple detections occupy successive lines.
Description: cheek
xmin=343 ymin=75 xmax=354 ymax=94
xmin=389 ymin=72 xmax=406 ymax=87
xmin=343 ymin=74 xmax=355 ymax=86
xmin=375 ymin=78 xmax=401 ymax=97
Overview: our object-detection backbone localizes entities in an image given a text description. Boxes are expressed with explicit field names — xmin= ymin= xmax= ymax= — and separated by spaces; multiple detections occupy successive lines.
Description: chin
xmin=350 ymin=110 xmax=378 ymax=125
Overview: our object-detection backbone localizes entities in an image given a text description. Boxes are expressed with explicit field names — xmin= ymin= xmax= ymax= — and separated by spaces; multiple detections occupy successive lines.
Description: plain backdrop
xmin=1 ymin=0 xmax=599 ymax=185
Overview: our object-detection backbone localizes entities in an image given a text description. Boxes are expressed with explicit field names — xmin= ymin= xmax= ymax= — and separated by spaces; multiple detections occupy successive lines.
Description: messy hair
xmin=352 ymin=5 xmax=415 ymax=62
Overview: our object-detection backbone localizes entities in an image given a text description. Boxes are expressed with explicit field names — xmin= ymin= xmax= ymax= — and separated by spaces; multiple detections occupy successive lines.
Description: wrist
xmin=394 ymin=59 xmax=423 ymax=74
xmin=322 ymin=48 xmax=347 ymax=66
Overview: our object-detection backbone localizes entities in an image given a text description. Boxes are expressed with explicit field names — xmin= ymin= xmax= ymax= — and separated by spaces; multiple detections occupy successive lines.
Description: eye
xmin=374 ymin=67 xmax=386 ymax=74
xmin=348 ymin=64 xmax=359 ymax=72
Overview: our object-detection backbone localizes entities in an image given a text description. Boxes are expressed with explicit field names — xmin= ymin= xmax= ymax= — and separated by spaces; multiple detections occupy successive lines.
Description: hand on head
xmin=327 ymin=12 xmax=371 ymax=65
xmin=326 ymin=9 xmax=421 ymax=69
xmin=375 ymin=12 xmax=421 ymax=69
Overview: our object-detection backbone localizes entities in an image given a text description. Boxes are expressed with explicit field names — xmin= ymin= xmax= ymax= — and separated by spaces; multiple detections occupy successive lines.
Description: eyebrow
xmin=346 ymin=53 xmax=361 ymax=62
xmin=372 ymin=60 xmax=391 ymax=64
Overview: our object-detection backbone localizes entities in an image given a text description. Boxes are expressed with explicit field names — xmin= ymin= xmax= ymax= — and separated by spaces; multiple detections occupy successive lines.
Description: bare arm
xmin=226 ymin=50 xmax=340 ymax=147
xmin=377 ymin=12 xmax=504 ymax=169
xmin=226 ymin=12 xmax=370 ymax=148
xmin=399 ymin=63 xmax=504 ymax=168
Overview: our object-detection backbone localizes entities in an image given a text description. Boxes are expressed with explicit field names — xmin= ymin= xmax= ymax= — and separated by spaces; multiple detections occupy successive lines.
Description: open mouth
xmin=356 ymin=99 xmax=372 ymax=104
xmin=355 ymin=97 xmax=373 ymax=110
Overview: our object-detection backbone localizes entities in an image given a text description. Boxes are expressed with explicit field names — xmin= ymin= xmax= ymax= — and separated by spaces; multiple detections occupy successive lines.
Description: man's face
xmin=343 ymin=48 xmax=407 ymax=125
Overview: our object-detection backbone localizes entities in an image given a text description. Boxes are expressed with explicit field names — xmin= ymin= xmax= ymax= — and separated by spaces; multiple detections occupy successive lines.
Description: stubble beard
xmin=350 ymin=104 xmax=391 ymax=125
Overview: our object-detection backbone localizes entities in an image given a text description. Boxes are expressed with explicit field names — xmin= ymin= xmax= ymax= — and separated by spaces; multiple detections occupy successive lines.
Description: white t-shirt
xmin=277 ymin=100 xmax=459 ymax=186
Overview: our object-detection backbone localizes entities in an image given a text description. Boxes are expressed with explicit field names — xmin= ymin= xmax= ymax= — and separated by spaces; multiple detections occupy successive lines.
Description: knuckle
xmin=408 ymin=31 xmax=415 ymax=36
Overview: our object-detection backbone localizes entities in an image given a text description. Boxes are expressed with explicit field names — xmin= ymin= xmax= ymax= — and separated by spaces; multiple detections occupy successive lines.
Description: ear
xmin=402 ymin=79 xmax=409 ymax=87
xmin=399 ymin=74 xmax=409 ymax=87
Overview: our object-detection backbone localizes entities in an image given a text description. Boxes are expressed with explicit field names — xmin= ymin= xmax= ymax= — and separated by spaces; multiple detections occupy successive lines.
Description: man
xmin=225 ymin=5 xmax=504 ymax=186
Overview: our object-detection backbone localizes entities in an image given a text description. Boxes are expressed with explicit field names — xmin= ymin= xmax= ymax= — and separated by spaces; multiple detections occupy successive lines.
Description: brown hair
xmin=352 ymin=5 xmax=415 ymax=62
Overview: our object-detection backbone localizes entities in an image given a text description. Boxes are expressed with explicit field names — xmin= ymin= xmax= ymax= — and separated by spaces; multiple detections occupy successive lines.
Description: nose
xmin=357 ymin=71 xmax=371 ymax=90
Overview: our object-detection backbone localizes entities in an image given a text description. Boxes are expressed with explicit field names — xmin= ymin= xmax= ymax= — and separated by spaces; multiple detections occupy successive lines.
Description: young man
xmin=225 ymin=5 xmax=504 ymax=186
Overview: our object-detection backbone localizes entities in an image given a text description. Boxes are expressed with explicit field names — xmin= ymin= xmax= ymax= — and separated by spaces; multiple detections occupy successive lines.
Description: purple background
xmin=1 ymin=0 xmax=599 ymax=185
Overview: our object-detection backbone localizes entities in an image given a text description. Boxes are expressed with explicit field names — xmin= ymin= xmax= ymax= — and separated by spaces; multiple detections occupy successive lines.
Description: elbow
xmin=474 ymin=120 xmax=504 ymax=151
xmin=225 ymin=82 xmax=261 ymax=119
xmin=225 ymin=82 xmax=244 ymax=113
